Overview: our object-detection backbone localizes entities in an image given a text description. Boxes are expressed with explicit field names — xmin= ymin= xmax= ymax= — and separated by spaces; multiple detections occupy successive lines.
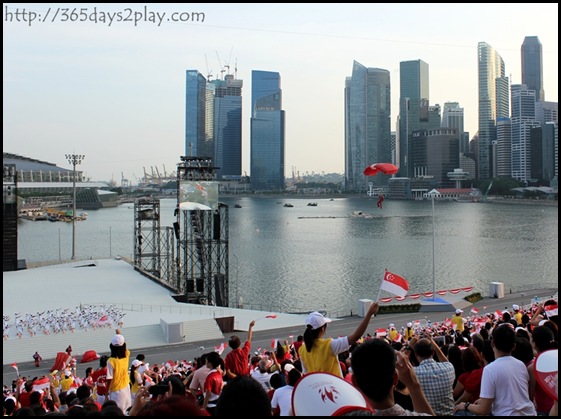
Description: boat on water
xmin=283 ymin=203 xmax=294 ymax=208
xmin=18 ymin=208 xmax=48 ymax=221
xmin=307 ymin=202 xmax=318 ymax=207
xmin=234 ymin=204 xmax=242 ymax=208
xmin=45 ymin=208 xmax=88 ymax=222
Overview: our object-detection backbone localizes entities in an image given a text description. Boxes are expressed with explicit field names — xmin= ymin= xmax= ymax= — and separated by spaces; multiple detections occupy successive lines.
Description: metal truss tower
xmin=175 ymin=156 xmax=229 ymax=306
xmin=133 ymin=199 xmax=176 ymax=288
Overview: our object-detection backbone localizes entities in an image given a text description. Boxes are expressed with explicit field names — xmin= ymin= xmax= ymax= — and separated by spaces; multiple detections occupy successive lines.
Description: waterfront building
xmin=511 ymin=84 xmax=540 ymax=182
xmin=211 ymin=74 xmax=243 ymax=179
xmin=495 ymin=117 xmax=512 ymax=178
xmin=521 ymin=36 xmax=545 ymax=102
xmin=2 ymin=153 xmax=116 ymax=208
xmin=250 ymin=70 xmax=285 ymax=191
xmin=441 ymin=102 xmax=469 ymax=156
xmin=410 ymin=128 xmax=460 ymax=188
xmin=398 ymin=59 xmax=441 ymax=179
xmin=477 ymin=42 xmax=510 ymax=180
xmin=185 ymin=70 xmax=213 ymax=157
xmin=344 ymin=61 xmax=391 ymax=192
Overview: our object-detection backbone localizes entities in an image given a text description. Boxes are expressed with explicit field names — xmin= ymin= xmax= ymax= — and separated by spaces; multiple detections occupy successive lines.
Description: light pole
xmin=66 ymin=154 xmax=85 ymax=260
xmin=232 ymin=253 xmax=239 ymax=308
xmin=427 ymin=190 xmax=439 ymax=300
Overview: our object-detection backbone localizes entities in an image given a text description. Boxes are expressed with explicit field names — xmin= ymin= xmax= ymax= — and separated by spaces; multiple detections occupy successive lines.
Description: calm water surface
xmin=17 ymin=197 xmax=558 ymax=313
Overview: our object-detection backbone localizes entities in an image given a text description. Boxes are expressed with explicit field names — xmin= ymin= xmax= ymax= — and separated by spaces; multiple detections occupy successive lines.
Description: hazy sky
xmin=3 ymin=3 xmax=558 ymax=183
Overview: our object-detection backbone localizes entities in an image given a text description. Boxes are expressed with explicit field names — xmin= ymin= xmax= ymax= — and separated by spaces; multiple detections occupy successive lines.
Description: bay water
xmin=16 ymin=197 xmax=558 ymax=314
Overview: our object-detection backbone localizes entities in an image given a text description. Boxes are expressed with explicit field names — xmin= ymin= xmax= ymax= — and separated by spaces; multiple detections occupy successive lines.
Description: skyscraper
xmin=477 ymin=42 xmax=509 ymax=180
xmin=511 ymin=84 xmax=539 ymax=182
xmin=521 ymin=36 xmax=545 ymax=102
xmin=398 ymin=59 xmax=440 ymax=178
xmin=250 ymin=70 xmax=285 ymax=191
xmin=441 ymin=102 xmax=469 ymax=156
xmin=211 ymin=74 xmax=243 ymax=178
xmin=185 ymin=70 xmax=209 ymax=157
xmin=344 ymin=60 xmax=391 ymax=192
xmin=185 ymin=70 xmax=243 ymax=177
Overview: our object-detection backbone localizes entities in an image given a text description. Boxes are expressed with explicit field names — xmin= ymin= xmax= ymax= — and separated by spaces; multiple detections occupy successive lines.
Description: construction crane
xmin=121 ymin=172 xmax=129 ymax=189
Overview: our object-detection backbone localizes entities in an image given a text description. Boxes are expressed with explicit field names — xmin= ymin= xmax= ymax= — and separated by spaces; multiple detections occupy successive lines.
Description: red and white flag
xmin=215 ymin=343 xmax=226 ymax=355
xmin=376 ymin=328 xmax=387 ymax=338
xmin=11 ymin=363 xmax=19 ymax=376
xmin=380 ymin=270 xmax=409 ymax=298
xmin=271 ymin=339 xmax=278 ymax=349
xmin=266 ymin=314 xmax=277 ymax=319
xmin=544 ymin=304 xmax=558 ymax=318
xmin=470 ymin=308 xmax=479 ymax=315
xmin=33 ymin=377 xmax=50 ymax=392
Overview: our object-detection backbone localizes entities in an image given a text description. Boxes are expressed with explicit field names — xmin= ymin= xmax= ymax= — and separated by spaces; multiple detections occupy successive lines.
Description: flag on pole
xmin=271 ymin=339 xmax=278 ymax=349
xmin=380 ymin=270 xmax=409 ymax=298
xmin=11 ymin=363 xmax=19 ymax=376
xmin=470 ymin=308 xmax=479 ymax=315
xmin=266 ymin=314 xmax=277 ymax=319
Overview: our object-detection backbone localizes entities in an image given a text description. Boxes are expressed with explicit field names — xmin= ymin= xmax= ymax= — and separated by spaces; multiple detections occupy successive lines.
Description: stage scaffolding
xmin=132 ymin=156 xmax=230 ymax=307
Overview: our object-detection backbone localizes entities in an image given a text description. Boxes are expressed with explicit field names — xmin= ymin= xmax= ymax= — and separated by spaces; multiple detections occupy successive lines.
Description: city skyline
xmin=3 ymin=3 xmax=558 ymax=183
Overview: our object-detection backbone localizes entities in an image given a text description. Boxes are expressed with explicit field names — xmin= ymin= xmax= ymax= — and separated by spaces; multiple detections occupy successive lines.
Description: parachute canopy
xmin=363 ymin=163 xmax=398 ymax=176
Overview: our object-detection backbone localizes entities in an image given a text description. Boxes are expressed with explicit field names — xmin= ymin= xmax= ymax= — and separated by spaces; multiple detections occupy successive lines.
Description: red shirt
xmin=203 ymin=370 xmax=223 ymax=400
xmin=458 ymin=368 xmax=483 ymax=403
xmin=91 ymin=367 xmax=108 ymax=395
xmin=224 ymin=341 xmax=251 ymax=377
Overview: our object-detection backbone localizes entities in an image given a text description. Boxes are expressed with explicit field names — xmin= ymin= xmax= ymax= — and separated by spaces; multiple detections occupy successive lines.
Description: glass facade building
xmin=211 ymin=75 xmax=243 ymax=178
xmin=510 ymin=84 xmax=539 ymax=182
xmin=398 ymin=59 xmax=440 ymax=178
xmin=185 ymin=70 xmax=209 ymax=157
xmin=344 ymin=61 xmax=391 ymax=192
xmin=250 ymin=70 xmax=285 ymax=191
xmin=521 ymin=36 xmax=545 ymax=102
xmin=477 ymin=42 xmax=509 ymax=180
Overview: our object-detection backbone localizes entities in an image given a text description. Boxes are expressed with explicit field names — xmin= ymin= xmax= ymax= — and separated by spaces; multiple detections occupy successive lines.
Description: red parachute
xmin=363 ymin=163 xmax=398 ymax=176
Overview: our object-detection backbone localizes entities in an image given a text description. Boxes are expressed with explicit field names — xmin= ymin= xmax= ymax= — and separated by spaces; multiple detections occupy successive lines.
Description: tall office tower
xmin=185 ymin=70 xmax=214 ymax=157
xmin=521 ymin=36 xmax=545 ymax=102
xmin=211 ymin=74 xmax=243 ymax=179
xmin=250 ymin=70 xmax=285 ymax=191
xmin=441 ymin=102 xmax=469 ymax=155
xmin=495 ymin=117 xmax=512 ymax=178
xmin=535 ymin=101 xmax=558 ymax=126
xmin=477 ymin=42 xmax=509 ymax=180
xmin=511 ymin=84 xmax=540 ymax=182
xmin=344 ymin=61 xmax=391 ymax=192
xmin=398 ymin=59 xmax=440 ymax=178
xmin=410 ymin=128 xmax=459 ymax=188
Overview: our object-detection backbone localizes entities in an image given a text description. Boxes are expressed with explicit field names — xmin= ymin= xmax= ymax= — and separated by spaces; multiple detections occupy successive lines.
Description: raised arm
xmin=247 ymin=320 xmax=256 ymax=343
xmin=347 ymin=302 xmax=379 ymax=345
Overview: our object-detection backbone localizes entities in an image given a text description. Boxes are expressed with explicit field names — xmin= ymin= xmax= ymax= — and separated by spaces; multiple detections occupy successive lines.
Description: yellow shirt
xmin=514 ymin=312 xmax=523 ymax=325
xmin=405 ymin=328 xmax=415 ymax=341
xmin=298 ymin=338 xmax=342 ymax=377
xmin=452 ymin=314 xmax=464 ymax=332
xmin=108 ymin=349 xmax=131 ymax=392
xmin=60 ymin=376 xmax=74 ymax=392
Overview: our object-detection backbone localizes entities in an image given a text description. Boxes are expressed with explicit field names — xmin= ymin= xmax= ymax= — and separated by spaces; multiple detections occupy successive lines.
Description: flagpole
xmin=431 ymin=193 xmax=436 ymax=301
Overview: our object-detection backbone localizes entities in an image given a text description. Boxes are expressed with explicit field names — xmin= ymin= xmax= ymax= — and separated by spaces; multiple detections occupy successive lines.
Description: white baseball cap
xmin=305 ymin=312 xmax=332 ymax=330
xmin=455 ymin=309 xmax=463 ymax=314
xmin=513 ymin=304 xmax=520 ymax=311
xmin=111 ymin=334 xmax=125 ymax=346
xmin=292 ymin=372 xmax=372 ymax=416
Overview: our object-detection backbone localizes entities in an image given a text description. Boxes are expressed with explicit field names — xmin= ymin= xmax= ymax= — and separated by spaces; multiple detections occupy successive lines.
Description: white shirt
xmin=479 ymin=355 xmax=536 ymax=416
xmin=271 ymin=384 xmax=294 ymax=416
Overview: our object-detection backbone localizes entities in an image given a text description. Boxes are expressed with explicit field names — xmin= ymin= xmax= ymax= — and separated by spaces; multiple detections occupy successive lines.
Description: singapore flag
xmin=380 ymin=270 xmax=409 ymax=298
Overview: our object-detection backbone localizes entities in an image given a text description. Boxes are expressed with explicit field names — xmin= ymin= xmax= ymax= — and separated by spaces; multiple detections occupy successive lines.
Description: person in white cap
xmin=299 ymin=302 xmax=379 ymax=378
xmin=106 ymin=329 xmax=131 ymax=414
xmin=452 ymin=309 xmax=464 ymax=333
